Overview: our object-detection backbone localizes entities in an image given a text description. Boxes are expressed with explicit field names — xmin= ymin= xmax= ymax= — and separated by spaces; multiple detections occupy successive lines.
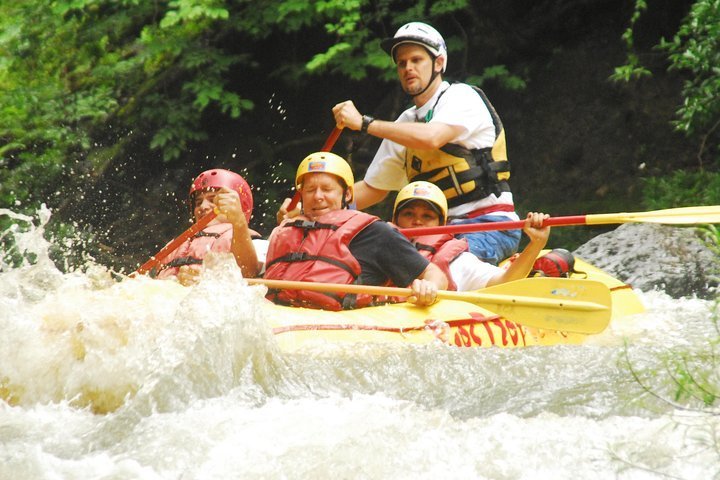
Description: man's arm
xmin=417 ymin=262 xmax=448 ymax=290
xmin=486 ymin=212 xmax=550 ymax=287
xmin=215 ymin=187 xmax=260 ymax=278
xmin=353 ymin=180 xmax=389 ymax=210
xmin=333 ymin=100 xmax=464 ymax=151
xmin=230 ymin=221 xmax=260 ymax=278
xmin=365 ymin=118 xmax=464 ymax=151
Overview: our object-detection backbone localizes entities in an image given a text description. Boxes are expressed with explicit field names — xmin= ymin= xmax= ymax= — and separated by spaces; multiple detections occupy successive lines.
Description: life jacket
xmin=405 ymin=85 xmax=511 ymax=208
xmin=263 ymin=209 xmax=384 ymax=311
xmin=156 ymin=223 xmax=260 ymax=279
xmin=408 ymin=233 xmax=468 ymax=291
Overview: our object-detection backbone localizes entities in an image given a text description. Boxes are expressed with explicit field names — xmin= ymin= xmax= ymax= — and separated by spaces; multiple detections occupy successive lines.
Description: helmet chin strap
xmin=407 ymin=57 xmax=441 ymax=98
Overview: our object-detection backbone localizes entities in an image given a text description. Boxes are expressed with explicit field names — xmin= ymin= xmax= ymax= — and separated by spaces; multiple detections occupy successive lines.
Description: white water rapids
xmin=1 ymin=207 xmax=719 ymax=479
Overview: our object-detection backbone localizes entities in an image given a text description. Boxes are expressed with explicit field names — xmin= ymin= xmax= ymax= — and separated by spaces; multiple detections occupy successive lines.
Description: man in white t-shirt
xmin=332 ymin=21 xmax=520 ymax=265
xmin=392 ymin=181 xmax=550 ymax=291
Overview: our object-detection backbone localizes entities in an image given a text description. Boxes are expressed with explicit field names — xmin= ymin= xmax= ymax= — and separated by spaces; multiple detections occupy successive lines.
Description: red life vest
xmin=156 ymin=223 xmax=260 ymax=279
xmin=407 ymin=233 xmax=468 ymax=291
xmin=263 ymin=209 xmax=382 ymax=310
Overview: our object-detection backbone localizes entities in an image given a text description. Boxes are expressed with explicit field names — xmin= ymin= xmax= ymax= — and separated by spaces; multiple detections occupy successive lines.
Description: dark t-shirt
xmin=349 ymin=221 xmax=429 ymax=287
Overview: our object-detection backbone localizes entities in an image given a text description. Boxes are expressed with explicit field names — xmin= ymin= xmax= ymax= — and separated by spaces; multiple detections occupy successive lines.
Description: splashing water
xmin=1 ymin=208 xmax=718 ymax=479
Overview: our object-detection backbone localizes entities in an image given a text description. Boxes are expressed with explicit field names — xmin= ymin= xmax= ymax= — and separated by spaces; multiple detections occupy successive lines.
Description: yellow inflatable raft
xmin=262 ymin=254 xmax=645 ymax=351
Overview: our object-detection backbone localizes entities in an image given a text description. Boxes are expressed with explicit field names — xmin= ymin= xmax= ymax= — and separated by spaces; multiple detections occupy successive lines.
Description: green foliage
xmin=0 ymin=0 xmax=252 ymax=211
xmin=160 ymin=0 xmax=230 ymax=28
xmin=301 ymin=0 xmax=394 ymax=81
xmin=610 ymin=53 xmax=651 ymax=82
xmin=650 ymin=192 xmax=720 ymax=437
xmin=1 ymin=0 xmax=531 ymax=219
xmin=658 ymin=0 xmax=720 ymax=142
xmin=613 ymin=0 xmax=720 ymax=165
xmin=641 ymin=170 xmax=720 ymax=210
xmin=610 ymin=0 xmax=651 ymax=82
xmin=699 ymin=224 xmax=720 ymax=258
xmin=630 ymin=0 xmax=720 ymax=268
xmin=429 ymin=0 xmax=469 ymax=16
xmin=465 ymin=65 xmax=526 ymax=91
xmin=666 ymin=304 xmax=720 ymax=408
xmin=0 ymin=219 xmax=31 ymax=270
xmin=673 ymin=368 xmax=717 ymax=406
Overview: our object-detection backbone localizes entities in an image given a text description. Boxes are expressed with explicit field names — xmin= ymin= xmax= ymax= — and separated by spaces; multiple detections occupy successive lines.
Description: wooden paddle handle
xmin=134 ymin=211 xmax=217 ymax=275
xmin=248 ymin=278 xmax=413 ymax=298
xmin=245 ymin=278 xmax=606 ymax=311
xmin=321 ymin=127 xmax=342 ymax=151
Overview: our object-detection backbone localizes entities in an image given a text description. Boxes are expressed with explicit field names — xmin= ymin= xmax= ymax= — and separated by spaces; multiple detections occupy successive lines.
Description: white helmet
xmin=381 ymin=22 xmax=448 ymax=72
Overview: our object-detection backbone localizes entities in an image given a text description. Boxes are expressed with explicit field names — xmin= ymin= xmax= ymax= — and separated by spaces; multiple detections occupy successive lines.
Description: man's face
xmin=300 ymin=172 xmax=349 ymax=220
xmin=395 ymin=200 xmax=441 ymax=228
xmin=394 ymin=44 xmax=442 ymax=95
xmin=192 ymin=189 xmax=220 ymax=224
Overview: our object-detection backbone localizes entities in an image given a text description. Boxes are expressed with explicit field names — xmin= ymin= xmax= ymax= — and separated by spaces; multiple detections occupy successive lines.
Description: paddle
xmin=133 ymin=209 xmax=217 ymax=275
xmin=286 ymin=127 xmax=343 ymax=212
xmin=134 ymin=127 xmax=343 ymax=276
xmin=246 ymin=277 xmax=612 ymax=334
xmin=398 ymin=205 xmax=720 ymax=237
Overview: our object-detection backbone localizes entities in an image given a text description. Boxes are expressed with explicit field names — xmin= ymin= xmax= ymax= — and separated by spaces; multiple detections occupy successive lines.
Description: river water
xmin=1 ymin=207 xmax=719 ymax=479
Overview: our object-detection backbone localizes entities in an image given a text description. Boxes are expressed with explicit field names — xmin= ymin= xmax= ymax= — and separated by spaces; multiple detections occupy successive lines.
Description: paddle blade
xmin=586 ymin=205 xmax=720 ymax=225
xmin=441 ymin=277 xmax=612 ymax=334
xmin=250 ymin=277 xmax=612 ymax=335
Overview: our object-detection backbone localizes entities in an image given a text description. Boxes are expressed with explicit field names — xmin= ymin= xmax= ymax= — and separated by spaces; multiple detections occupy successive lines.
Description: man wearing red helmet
xmin=332 ymin=22 xmax=520 ymax=266
xmin=156 ymin=169 xmax=267 ymax=285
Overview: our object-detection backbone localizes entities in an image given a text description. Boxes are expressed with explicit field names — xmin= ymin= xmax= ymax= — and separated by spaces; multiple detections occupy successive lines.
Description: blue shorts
xmin=450 ymin=214 xmax=521 ymax=265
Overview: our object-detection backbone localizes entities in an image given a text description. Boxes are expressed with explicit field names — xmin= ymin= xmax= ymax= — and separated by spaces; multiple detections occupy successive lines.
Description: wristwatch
xmin=361 ymin=114 xmax=375 ymax=133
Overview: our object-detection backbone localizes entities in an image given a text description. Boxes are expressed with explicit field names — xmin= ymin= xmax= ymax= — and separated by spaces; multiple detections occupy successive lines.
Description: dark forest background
xmin=1 ymin=0 xmax=718 ymax=273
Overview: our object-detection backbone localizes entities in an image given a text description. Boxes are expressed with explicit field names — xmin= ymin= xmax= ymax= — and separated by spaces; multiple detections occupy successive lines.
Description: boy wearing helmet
xmin=264 ymin=152 xmax=447 ymax=310
xmin=393 ymin=181 xmax=550 ymax=291
xmin=332 ymin=21 xmax=519 ymax=266
xmin=156 ymin=169 xmax=267 ymax=285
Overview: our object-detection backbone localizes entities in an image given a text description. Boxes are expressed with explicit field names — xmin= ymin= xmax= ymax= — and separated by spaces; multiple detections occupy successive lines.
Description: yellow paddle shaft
xmin=586 ymin=205 xmax=720 ymax=225
xmin=246 ymin=278 xmax=607 ymax=312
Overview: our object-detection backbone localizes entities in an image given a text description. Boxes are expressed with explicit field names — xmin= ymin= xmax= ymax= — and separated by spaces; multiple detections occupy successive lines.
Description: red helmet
xmin=189 ymin=169 xmax=253 ymax=222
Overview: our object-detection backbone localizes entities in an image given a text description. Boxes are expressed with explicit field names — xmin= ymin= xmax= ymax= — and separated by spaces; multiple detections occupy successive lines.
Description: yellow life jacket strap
xmin=411 ymin=143 xmax=511 ymax=208
xmin=409 ymin=84 xmax=512 ymax=207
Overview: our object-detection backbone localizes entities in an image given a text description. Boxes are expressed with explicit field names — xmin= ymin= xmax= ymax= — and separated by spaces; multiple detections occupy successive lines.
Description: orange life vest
xmin=263 ymin=209 xmax=384 ymax=310
xmin=156 ymin=223 xmax=260 ymax=279
xmin=407 ymin=233 xmax=468 ymax=291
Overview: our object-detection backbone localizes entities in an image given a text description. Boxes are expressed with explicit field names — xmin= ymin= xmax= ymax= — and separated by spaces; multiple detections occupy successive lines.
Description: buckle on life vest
xmin=286 ymin=252 xmax=310 ymax=262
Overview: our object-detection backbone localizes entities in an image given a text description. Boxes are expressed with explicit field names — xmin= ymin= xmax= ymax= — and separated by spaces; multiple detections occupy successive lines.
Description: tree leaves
xmin=160 ymin=0 xmax=230 ymax=29
xmin=660 ymin=0 xmax=720 ymax=142
xmin=613 ymin=0 xmax=719 ymax=165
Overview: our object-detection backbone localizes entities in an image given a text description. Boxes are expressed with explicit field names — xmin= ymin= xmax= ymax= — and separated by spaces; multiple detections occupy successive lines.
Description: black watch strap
xmin=361 ymin=115 xmax=375 ymax=133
